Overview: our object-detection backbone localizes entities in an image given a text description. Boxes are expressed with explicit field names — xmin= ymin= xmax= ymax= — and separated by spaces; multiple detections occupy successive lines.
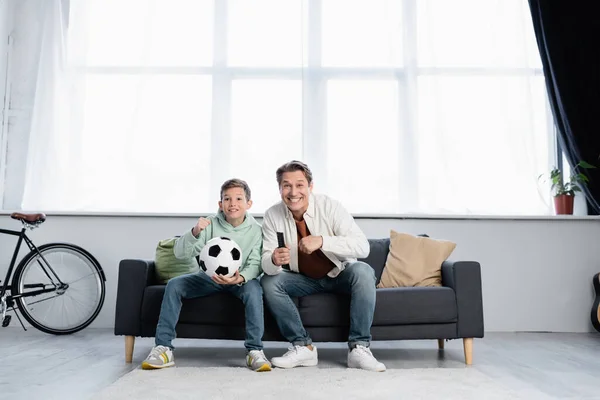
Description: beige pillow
xmin=377 ymin=230 xmax=456 ymax=288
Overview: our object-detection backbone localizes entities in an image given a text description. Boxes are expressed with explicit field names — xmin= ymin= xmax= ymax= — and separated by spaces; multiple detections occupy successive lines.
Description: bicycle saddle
xmin=10 ymin=212 xmax=47 ymax=223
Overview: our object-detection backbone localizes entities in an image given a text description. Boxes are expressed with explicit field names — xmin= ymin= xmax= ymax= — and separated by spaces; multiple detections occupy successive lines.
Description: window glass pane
xmin=228 ymin=0 xmax=304 ymax=67
xmin=14 ymin=0 xmax=552 ymax=216
xmin=327 ymin=80 xmax=400 ymax=213
xmin=417 ymin=0 xmax=542 ymax=68
xmin=231 ymin=80 xmax=303 ymax=211
xmin=69 ymin=0 xmax=213 ymax=67
xmin=80 ymin=75 xmax=213 ymax=212
xmin=417 ymin=76 xmax=550 ymax=215
xmin=322 ymin=0 xmax=403 ymax=67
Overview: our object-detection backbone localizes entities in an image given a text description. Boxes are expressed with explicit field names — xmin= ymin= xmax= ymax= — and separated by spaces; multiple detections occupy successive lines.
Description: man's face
xmin=279 ymin=171 xmax=312 ymax=217
xmin=219 ymin=187 xmax=252 ymax=222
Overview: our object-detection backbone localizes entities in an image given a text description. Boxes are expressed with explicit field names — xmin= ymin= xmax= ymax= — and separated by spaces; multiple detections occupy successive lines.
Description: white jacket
xmin=261 ymin=193 xmax=370 ymax=277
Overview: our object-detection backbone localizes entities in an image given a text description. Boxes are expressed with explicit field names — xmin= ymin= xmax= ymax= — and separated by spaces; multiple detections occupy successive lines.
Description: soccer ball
xmin=198 ymin=237 xmax=242 ymax=278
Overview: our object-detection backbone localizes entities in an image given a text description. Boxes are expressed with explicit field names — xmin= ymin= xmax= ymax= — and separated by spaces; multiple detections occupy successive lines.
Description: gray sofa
xmin=114 ymin=238 xmax=484 ymax=364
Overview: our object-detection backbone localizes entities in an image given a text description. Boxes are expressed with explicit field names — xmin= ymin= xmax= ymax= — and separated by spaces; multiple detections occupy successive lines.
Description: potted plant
xmin=545 ymin=160 xmax=596 ymax=215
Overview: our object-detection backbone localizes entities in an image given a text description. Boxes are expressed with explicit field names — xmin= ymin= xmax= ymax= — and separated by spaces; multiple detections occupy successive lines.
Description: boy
xmin=142 ymin=179 xmax=270 ymax=372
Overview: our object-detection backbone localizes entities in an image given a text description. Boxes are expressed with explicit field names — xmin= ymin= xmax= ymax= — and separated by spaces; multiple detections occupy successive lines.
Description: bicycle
xmin=0 ymin=212 xmax=106 ymax=334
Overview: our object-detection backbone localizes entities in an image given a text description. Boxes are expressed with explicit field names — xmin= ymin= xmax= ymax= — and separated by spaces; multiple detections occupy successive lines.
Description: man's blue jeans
xmin=261 ymin=262 xmax=377 ymax=349
xmin=155 ymin=272 xmax=264 ymax=351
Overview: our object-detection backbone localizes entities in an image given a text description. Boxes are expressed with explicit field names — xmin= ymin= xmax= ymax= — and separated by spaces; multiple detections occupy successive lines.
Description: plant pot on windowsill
xmin=539 ymin=161 xmax=596 ymax=216
xmin=554 ymin=194 xmax=574 ymax=215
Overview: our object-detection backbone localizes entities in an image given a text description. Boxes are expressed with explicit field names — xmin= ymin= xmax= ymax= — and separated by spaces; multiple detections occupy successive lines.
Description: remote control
xmin=276 ymin=232 xmax=290 ymax=270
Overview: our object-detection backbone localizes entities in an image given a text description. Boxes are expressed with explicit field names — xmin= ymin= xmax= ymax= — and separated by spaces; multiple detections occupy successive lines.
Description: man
xmin=261 ymin=160 xmax=386 ymax=372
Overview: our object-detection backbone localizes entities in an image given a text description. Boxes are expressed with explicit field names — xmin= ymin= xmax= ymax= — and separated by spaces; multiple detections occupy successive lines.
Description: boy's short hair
xmin=276 ymin=160 xmax=313 ymax=186
xmin=220 ymin=179 xmax=251 ymax=201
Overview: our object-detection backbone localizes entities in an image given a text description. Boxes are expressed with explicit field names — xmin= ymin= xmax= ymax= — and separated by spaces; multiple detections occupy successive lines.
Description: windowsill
xmin=1 ymin=210 xmax=599 ymax=221
xmin=352 ymin=214 xmax=600 ymax=221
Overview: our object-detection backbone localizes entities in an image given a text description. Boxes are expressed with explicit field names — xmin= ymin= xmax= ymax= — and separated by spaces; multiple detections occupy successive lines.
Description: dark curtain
xmin=528 ymin=1 xmax=600 ymax=214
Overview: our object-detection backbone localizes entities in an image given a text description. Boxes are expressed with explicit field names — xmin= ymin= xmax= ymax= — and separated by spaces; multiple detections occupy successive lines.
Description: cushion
xmin=297 ymin=288 xmax=457 ymax=326
xmin=154 ymin=237 xmax=199 ymax=283
xmin=377 ymin=230 xmax=456 ymax=288
xmin=140 ymin=286 xmax=287 ymax=341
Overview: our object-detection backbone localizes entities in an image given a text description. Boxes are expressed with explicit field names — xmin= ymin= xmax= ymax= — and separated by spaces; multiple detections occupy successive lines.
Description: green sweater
xmin=173 ymin=211 xmax=263 ymax=283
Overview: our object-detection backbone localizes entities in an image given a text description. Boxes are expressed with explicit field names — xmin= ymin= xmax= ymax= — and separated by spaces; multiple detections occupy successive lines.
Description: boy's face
xmin=219 ymin=187 xmax=252 ymax=222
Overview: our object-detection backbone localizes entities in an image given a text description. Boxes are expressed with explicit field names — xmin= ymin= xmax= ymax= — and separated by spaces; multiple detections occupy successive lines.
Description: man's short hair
xmin=220 ymin=178 xmax=251 ymax=201
xmin=276 ymin=160 xmax=313 ymax=186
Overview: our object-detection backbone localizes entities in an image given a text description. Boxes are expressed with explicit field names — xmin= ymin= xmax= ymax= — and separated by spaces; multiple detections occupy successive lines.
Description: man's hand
xmin=271 ymin=246 xmax=291 ymax=266
xmin=192 ymin=217 xmax=211 ymax=237
xmin=212 ymin=270 xmax=244 ymax=285
xmin=299 ymin=235 xmax=323 ymax=255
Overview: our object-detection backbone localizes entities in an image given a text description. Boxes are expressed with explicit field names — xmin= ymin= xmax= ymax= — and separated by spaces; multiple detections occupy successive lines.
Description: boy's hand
xmin=299 ymin=235 xmax=323 ymax=254
xmin=192 ymin=217 xmax=211 ymax=237
xmin=272 ymin=246 xmax=290 ymax=266
xmin=212 ymin=270 xmax=244 ymax=285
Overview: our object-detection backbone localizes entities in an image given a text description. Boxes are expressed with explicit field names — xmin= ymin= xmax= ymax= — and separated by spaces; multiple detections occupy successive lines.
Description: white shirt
xmin=261 ymin=193 xmax=370 ymax=277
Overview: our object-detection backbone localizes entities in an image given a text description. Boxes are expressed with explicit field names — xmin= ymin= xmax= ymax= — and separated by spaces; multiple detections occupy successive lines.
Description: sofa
xmin=114 ymin=238 xmax=484 ymax=364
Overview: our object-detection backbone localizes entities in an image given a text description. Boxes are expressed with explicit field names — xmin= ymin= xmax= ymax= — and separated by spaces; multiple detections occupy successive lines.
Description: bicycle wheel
xmin=12 ymin=243 xmax=106 ymax=334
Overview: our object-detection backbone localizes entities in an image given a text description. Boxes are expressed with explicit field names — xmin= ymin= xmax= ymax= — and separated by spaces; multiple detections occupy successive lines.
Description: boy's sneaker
xmin=246 ymin=350 xmax=272 ymax=372
xmin=271 ymin=345 xmax=318 ymax=368
xmin=347 ymin=345 xmax=386 ymax=372
xmin=141 ymin=345 xmax=175 ymax=370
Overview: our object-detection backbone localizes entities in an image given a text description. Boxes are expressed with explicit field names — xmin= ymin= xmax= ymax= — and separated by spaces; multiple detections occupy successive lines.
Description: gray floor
xmin=0 ymin=328 xmax=599 ymax=399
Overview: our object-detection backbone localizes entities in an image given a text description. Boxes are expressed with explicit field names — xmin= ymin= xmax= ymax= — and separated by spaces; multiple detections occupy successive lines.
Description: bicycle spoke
xmin=67 ymin=272 xmax=100 ymax=285
xmin=41 ymin=292 xmax=58 ymax=326
xmin=22 ymin=293 xmax=61 ymax=306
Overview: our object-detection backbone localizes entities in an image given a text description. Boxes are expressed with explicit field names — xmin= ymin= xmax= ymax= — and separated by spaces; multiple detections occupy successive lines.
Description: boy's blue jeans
xmin=261 ymin=261 xmax=377 ymax=349
xmin=155 ymin=272 xmax=264 ymax=351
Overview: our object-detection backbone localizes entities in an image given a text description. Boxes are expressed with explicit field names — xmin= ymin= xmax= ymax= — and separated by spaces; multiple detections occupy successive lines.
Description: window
xmin=16 ymin=0 xmax=551 ymax=215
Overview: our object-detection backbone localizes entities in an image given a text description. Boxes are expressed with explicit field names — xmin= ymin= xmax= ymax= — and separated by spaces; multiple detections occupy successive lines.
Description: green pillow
xmin=154 ymin=237 xmax=199 ymax=283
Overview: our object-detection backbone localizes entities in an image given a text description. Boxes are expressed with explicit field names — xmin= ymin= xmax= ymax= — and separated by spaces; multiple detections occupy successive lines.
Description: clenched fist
xmin=299 ymin=235 xmax=323 ymax=255
xmin=192 ymin=217 xmax=211 ymax=237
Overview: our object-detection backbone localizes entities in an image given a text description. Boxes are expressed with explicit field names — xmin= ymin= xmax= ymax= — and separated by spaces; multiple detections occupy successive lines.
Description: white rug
xmin=92 ymin=367 xmax=551 ymax=400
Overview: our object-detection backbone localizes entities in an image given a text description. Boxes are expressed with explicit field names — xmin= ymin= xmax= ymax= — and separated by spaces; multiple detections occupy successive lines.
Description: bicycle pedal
xmin=2 ymin=315 xmax=11 ymax=327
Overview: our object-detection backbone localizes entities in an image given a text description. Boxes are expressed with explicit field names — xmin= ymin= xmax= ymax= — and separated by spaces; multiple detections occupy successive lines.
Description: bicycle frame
xmin=0 ymin=227 xmax=65 ymax=300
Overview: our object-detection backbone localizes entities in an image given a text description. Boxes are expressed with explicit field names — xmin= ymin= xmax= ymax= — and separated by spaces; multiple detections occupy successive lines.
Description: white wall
xmin=1 ymin=213 xmax=599 ymax=333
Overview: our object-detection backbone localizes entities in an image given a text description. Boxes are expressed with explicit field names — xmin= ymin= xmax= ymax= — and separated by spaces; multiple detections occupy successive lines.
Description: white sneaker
xmin=271 ymin=345 xmax=318 ymax=368
xmin=142 ymin=345 xmax=175 ymax=370
xmin=347 ymin=345 xmax=386 ymax=372
xmin=246 ymin=350 xmax=272 ymax=372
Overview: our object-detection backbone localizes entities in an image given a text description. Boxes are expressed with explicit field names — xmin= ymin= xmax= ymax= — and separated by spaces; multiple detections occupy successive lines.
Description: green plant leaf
xmin=575 ymin=173 xmax=589 ymax=182
xmin=578 ymin=160 xmax=596 ymax=169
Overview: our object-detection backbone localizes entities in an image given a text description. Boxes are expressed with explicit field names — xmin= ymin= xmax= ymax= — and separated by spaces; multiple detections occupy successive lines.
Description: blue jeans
xmin=155 ymin=272 xmax=264 ymax=351
xmin=261 ymin=261 xmax=376 ymax=349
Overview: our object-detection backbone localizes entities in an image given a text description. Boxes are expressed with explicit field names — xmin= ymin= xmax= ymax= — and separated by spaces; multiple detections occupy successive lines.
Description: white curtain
xmin=20 ymin=0 xmax=553 ymax=215
xmin=21 ymin=0 xmax=80 ymax=211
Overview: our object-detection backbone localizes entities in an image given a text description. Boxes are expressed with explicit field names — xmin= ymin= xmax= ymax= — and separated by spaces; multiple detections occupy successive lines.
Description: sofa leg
xmin=437 ymin=339 xmax=445 ymax=349
xmin=463 ymin=338 xmax=473 ymax=365
xmin=125 ymin=336 xmax=135 ymax=363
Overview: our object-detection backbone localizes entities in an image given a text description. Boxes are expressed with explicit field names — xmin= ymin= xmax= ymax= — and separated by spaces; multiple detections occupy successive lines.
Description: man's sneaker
xmin=141 ymin=345 xmax=175 ymax=370
xmin=271 ymin=345 xmax=318 ymax=369
xmin=246 ymin=350 xmax=272 ymax=372
xmin=347 ymin=345 xmax=386 ymax=372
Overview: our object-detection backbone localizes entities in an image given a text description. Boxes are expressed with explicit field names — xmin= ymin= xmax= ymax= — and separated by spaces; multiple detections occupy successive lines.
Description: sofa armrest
xmin=441 ymin=260 xmax=484 ymax=338
xmin=114 ymin=259 xmax=156 ymax=337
